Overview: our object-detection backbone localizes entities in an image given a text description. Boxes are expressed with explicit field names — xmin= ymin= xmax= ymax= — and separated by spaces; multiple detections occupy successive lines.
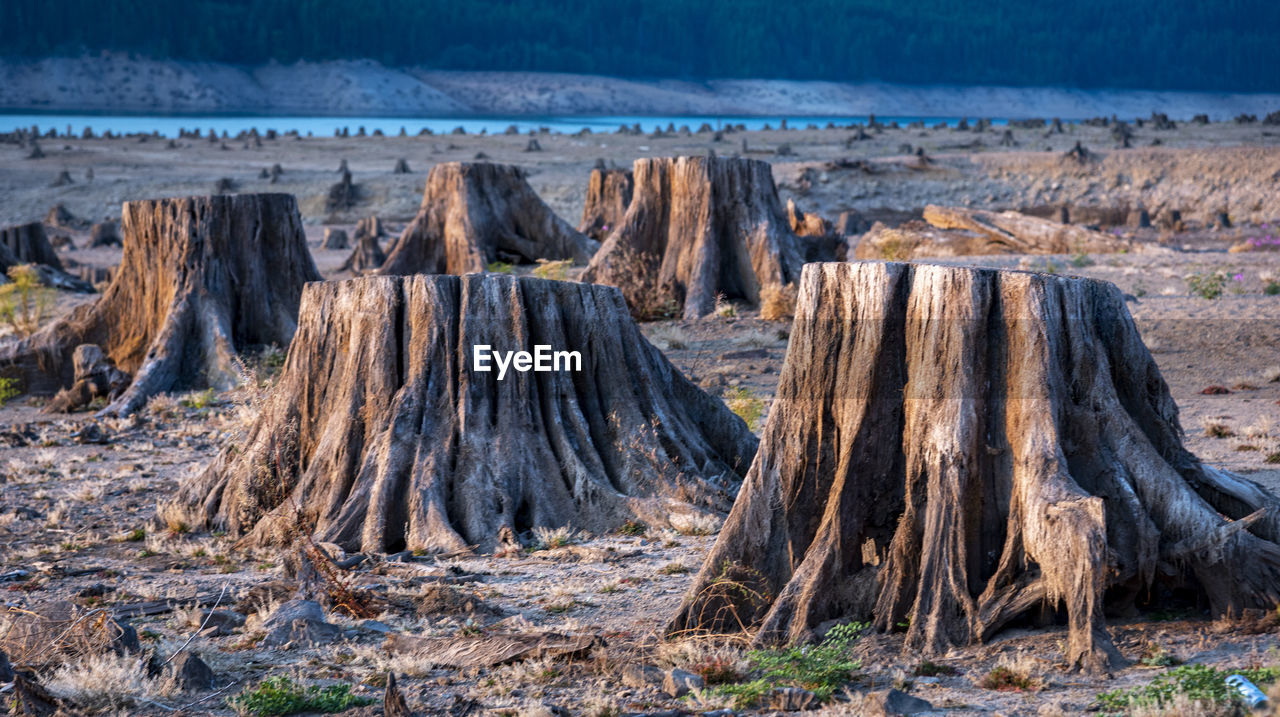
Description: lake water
xmin=0 ymin=113 xmax=1004 ymax=138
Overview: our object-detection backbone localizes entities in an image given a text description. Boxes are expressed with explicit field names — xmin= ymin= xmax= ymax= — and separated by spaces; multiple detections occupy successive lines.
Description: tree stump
xmin=582 ymin=156 xmax=805 ymax=320
xmin=786 ymin=199 xmax=840 ymax=261
xmin=339 ymin=232 xmax=386 ymax=274
xmin=382 ymin=163 xmax=597 ymax=276
xmin=578 ymin=168 xmax=634 ymax=241
xmin=167 ymin=274 xmax=757 ymax=554
xmin=322 ymin=228 xmax=349 ymax=250
xmin=0 ymin=194 xmax=320 ymax=414
xmin=668 ymin=261 xmax=1280 ymax=672
xmin=1 ymin=222 xmax=64 ymax=271
xmin=87 ymin=221 xmax=122 ymax=248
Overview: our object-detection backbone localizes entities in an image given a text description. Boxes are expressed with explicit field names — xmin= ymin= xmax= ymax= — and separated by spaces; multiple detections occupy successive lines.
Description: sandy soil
xmin=2 ymin=121 xmax=1280 ymax=715
xmin=5 ymin=54 xmax=1280 ymax=118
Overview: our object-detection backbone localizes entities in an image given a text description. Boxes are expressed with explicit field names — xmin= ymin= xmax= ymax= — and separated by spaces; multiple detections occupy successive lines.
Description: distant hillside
xmin=6 ymin=0 xmax=1279 ymax=93
xmin=4 ymin=55 xmax=1280 ymax=119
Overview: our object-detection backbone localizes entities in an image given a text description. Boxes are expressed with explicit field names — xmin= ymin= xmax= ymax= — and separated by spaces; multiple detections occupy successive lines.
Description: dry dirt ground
xmin=2 ymin=122 xmax=1280 ymax=715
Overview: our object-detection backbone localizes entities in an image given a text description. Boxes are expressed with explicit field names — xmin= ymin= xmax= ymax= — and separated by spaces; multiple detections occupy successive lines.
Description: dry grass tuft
xmin=46 ymin=653 xmax=176 ymax=710
xmin=760 ymin=283 xmax=797 ymax=321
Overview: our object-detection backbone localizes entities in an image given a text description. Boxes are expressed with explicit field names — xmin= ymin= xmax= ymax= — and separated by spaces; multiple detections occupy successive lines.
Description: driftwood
xmin=168 ymin=274 xmax=756 ymax=554
xmin=583 ymin=157 xmax=805 ymax=319
xmin=578 ymin=168 xmax=634 ymax=240
xmin=854 ymin=205 xmax=1144 ymax=260
xmin=382 ymin=163 xmax=597 ymax=276
xmin=669 ymin=261 xmax=1280 ymax=673
xmin=382 ymin=630 xmax=599 ymax=668
xmin=0 ymin=194 xmax=320 ymax=414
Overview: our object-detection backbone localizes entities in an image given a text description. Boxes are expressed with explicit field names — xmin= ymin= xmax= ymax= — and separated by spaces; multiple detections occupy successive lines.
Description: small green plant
xmin=486 ymin=261 xmax=514 ymax=274
xmin=714 ymin=294 xmax=737 ymax=318
xmin=0 ymin=377 xmax=20 ymax=407
xmin=914 ymin=660 xmax=959 ymax=677
xmin=723 ymin=387 xmax=765 ymax=431
xmin=1096 ymin=664 xmax=1280 ymax=711
xmin=180 ymin=388 xmax=217 ymax=409
xmin=1041 ymin=259 xmax=1059 ymax=274
xmin=1266 ymin=452 xmax=1280 ymax=465
xmin=126 ymin=528 xmax=146 ymax=542
xmin=658 ymin=562 xmax=690 ymax=575
xmin=1139 ymin=642 xmax=1183 ymax=667
xmin=1186 ymin=269 xmax=1228 ymax=299
xmin=1265 ymin=280 xmax=1280 ymax=296
xmin=228 ymin=676 xmax=373 ymax=716
xmin=1069 ymin=251 xmax=1093 ymax=268
xmin=617 ymin=520 xmax=647 ymax=536
xmin=709 ymin=621 xmax=866 ymax=708
xmin=532 ymin=258 xmax=572 ymax=281
xmin=0 ymin=265 xmax=54 ymax=337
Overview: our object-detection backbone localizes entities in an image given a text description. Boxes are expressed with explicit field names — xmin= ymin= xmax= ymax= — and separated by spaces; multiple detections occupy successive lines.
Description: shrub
xmin=710 ymin=622 xmax=866 ymax=708
xmin=979 ymin=661 xmax=1042 ymax=692
xmin=486 ymin=261 xmax=514 ymax=274
xmin=723 ymin=387 xmax=765 ymax=431
xmin=1096 ymin=664 xmax=1280 ymax=711
xmin=228 ymin=676 xmax=373 ymax=716
xmin=1186 ymin=269 xmax=1228 ymax=299
xmin=1265 ymin=280 xmax=1280 ymax=296
xmin=532 ymin=258 xmax=572 ymax=281
xmin=0 ymin=264 xmax=54 ymax=337
xmin=0 ymin=376 xmax=20 ymax=407
xmin=760 ymin=284 xmax=797 ymax=321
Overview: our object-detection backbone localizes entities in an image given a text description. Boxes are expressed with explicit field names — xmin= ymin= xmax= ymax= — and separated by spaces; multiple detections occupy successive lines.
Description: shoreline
xmin=4 ymin=54 xmax=1280 ymax=120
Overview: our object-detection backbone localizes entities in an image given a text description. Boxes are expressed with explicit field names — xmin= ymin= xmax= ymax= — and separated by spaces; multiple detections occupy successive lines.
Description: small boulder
xmin=620 ymin=663 xmax=664 ymax=689
xmin=856 ymin=688 xmax=934 ymax=716
xmin=198 ymin=609 xmax=246 ymax=637
xmin=662 ymin=668 xmax=705 ymax=698
xmin=169 ymin=652 xmax=216 ymax=690
xmin=260 ymin=599 xmax=340 ymax=647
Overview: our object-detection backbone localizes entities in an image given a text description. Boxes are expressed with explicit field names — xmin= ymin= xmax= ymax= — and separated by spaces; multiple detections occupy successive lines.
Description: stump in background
xmin=1 ymin=222 xmax=63 ymax=271
xmin=669 ymin=261 xmax=1280 ymax=673
xmin=0 ymin=194 xmax=320 ymax=415
xmin=583 ymin=156 xmax=805 ymax=319
xmin=578 ymin=167 xmax=633 ymax=241
xmin=168 ymin=274 xmax=757 ymax=554
xmin=382 ymin=163 xmax=597 ymax=276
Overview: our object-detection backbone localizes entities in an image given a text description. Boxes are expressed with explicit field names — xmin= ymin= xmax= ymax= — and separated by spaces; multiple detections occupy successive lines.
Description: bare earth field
xmin=2 ymin=120 xmax=1280 ymax=715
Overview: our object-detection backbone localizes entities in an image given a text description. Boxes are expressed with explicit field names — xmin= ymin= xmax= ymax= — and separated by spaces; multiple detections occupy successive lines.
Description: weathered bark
xmin=1 ymin=222 xmax=63 ymax=270
xmin=854 ymin=205 xmax=1144 ymax=260
xmin=583 ymin=156 xmax=805 ymax=320
xmin=382 ymin=163 xmax=597 ymax=276
xmin=668 ymin=261 xmax=1280 ymax=673
xmin=0 ymin=194 xmax=320 ymax=415
xmin=167 ymin=274 xmax=756 ymax=554
xmin=578 ymin=168 xmax=634 ymax=241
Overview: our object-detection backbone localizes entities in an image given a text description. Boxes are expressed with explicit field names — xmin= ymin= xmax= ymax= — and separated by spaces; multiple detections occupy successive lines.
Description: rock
xmin=520 ymin=704 xmax=569 ymax=717
xmin=198 ymin=609 xmax=246 ymax=637
xmin=169 ymin=652 xmax=216 ymax=690
xmin=857 ymin=688 xmax=934 ymax=716
xmin=357 ymin=619 xmax=394 ymax=634
xmin=620 ymin=663 xmax=664 ymax=688
xmin=767 ymin=686 xmax=818 ymax=710
xmin=261 ymin=599 xmax=340 ymax=647
xmin=662 ymin=668 xmax=704 ymax=697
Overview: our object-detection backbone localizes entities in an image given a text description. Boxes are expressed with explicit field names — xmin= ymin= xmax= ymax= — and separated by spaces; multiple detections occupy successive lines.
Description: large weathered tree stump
xmin=578 ymin=168 xmax=633 ymax=240
xmin=167 ymin=274 xmax=757 ymax=554
xmin=381 ymin=163 xmax=597 ymax=276
xmin=582 ymin=157 xmax=805 ymax=320
xmin=0 ymin=194 xmax=320 ymax=415
xmin=668 ymin=261 xmax=1280 ymax=672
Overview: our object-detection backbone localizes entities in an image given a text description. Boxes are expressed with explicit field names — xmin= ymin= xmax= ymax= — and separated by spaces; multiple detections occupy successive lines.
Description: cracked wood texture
xmin=169 ymin=274 xmax=757 ymax=554
xmin=582 ymin=156 xmax=805 ymax=319
xmin=0 ymin=194 xmax=320 ymax=415
xmin=381 ymin=162 xmax=598 ymax=276
xmin=668 ymin=261 xmax=1280 ymax=673
xmin=578 ymin=167 xmax=633 ymax=240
